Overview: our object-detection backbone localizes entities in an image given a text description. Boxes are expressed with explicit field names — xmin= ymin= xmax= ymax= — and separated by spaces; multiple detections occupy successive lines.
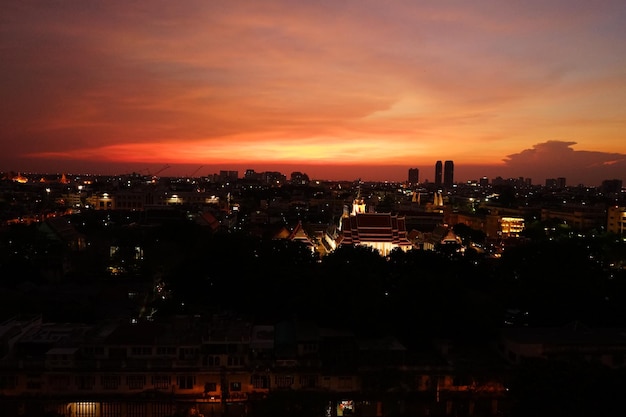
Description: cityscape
xmin=3 ymin=1 xmax=626 ymax=416
xmin=0 ymin=162 xmax=625 ymax=417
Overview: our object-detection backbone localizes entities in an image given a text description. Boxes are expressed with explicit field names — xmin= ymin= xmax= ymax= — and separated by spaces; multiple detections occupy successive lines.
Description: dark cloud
xmin=502 ymin=140 xmax=625 ymax=185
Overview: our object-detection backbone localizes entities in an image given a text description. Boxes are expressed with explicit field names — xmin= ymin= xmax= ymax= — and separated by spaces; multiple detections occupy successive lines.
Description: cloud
xmin=2 ymin=1 xmax=626 ymax=185
xmin=502 ymin=140 xmax=626 ymax=185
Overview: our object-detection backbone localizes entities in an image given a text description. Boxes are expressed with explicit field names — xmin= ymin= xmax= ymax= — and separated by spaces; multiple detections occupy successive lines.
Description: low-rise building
xmin=497 ymin=321 xmax=626 ymax=368
xmin=0 ymin=316 xmax=508 ymax=417
xmin=607 ymin=206 xmax=626 ymax=237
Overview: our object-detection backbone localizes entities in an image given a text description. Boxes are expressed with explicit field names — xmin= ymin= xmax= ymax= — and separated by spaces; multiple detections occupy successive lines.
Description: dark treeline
xmin=2 ymin=210 xmax=626 ymax=416
xmin=2 ymin=210 xmax=626 ymax=346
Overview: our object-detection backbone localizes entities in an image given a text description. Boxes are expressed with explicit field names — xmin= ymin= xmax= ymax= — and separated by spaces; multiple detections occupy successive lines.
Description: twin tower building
xmin=408 ymin=160 xmax=454 ymax=188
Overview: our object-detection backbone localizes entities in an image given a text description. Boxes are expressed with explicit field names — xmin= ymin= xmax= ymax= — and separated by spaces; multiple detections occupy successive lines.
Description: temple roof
xmin=341 ymin=212 xmax=412 ymax=246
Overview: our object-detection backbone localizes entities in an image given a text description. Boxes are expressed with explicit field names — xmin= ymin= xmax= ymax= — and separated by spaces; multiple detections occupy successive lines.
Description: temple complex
xmin=340 ymin=196 xmax=413 ymax=256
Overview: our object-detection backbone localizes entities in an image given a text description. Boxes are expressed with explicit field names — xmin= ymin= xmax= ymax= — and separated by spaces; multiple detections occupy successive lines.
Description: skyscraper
xmin=408 ymin=168 xmax=419 ymax=184
xmin=444 ymin=160 xmax=454 ymax=188
xmin=435 ymin=161 xmax=442 ymax=186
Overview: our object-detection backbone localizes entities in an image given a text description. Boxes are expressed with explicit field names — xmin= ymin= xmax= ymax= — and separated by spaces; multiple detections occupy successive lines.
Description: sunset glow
xmin=2 ymin=1 xmax=625 ymax=184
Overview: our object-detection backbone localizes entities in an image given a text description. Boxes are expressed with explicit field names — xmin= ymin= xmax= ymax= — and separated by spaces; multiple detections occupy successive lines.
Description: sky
xmin=1 ymin=1 xmax=626 ymax=186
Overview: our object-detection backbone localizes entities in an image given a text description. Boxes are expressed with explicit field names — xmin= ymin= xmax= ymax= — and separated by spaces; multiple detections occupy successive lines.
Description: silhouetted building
xmin=498 ymin=321 xmax=626 ymax=368
xmin=244 ymin=169 xmax=260 ymax=180
xmin=261 ymin=171 xmax=287 ymax=185
xmin=290 ymin=171 xmax=310 ymax=185
xmin=541 ymin=206 xmax=606 ymax=231
xmin=600 ymin=179 xmax=623 ymax=194
xmin=408 ymin=168 xmax=419 ymax=185
xmin=219 ymin=170 xmax=238 ymax=182
xmin=0 ymin=315 xmax=507 ymax=417
xmin=545 ymin=178 xmax=566 ymax=189
xmin=444 ymin=160 xmax=454 ymax=188
xmin=435 ymin=161 xmax=442 ymax=186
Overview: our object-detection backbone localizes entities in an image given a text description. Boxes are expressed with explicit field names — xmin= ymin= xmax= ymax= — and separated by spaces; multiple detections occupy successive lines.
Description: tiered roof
xmin=341 ymin=212 xmax=412 ymax=247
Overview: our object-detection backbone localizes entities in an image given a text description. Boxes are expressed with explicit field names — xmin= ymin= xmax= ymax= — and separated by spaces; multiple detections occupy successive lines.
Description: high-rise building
xmin=546 ymin=177 xmax=566 ymax=189
xmin=444 ymin=160 xmax=454 ymax=188
xmin=435 ymin=161 xmax=442 ymax=186
xmin=545 ymin=178 xmax=558 ymax=188
xmin=408 ymin=168 xmax=419 ymax=184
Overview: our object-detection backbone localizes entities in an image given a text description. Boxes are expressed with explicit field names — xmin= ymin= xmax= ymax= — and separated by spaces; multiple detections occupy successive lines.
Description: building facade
xmin=0 ymin=316 xmax=507 ymax=417
xmin=443 ymin=161 xmax=454 ymax=189
xmin=408 ymin=168 xmax=419 ymax=185
xmin=607 ymin=206 xmax=626 ymax=236
xmin=435 ymin=161 xmax=442 ymax=186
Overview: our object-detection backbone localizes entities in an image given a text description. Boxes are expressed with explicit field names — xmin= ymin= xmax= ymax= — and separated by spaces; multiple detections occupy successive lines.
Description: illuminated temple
xmin=340 ymin=196 xmax=413 ymax=256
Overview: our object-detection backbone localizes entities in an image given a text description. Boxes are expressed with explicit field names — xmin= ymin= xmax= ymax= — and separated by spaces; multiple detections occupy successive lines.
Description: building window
xmin=274 ymin=375 xmax=294 ymax=388
xmin=83 ymin=346 xmax=104 ymax=356
xmin=177 ymin=375 xmax=195 ymax=389
xmin=179 ymin=347 xmax=198 ymax=359
xmin=76 ymin=375 xmax=95 ymax=390
xmin=48 ymin=375 xmax=70 ymax=391
xmin=228 ymin=355 xmax=243 ymax=366
xmin=300 ymin=375 xmax=318 ymax=388
xmin=207 ymin=355 xmax=221 ymax=366
xmin=74 ymin=402 xmax=98 ymax=417
xmin=101 ymin=375 xmax=121 ymax=390
xmin=251 ymin=375 xmax=269 ymax=389
xmin=26 ymin=380 xmax=42 ymax=390
xmin=126 ymin=403 xmax=146 ymax=417
xmin=153 ymin=403 xmax=174 ymax=417
xmin=204 ymin=382 xmax=217 ymax=393
xmin=0 ymin=375 xmax=17 ymax=390
xmin=152 ymin=375 xmax=171 ymax=389
xmin=131 ymin=346 xmax=152 ymax=356
xmin=127 ymin=375 xmax=146 ymax=390
xmin=101 ymin=403 xmax=122 ymax=417
xmin=156 ymin=346 xmax=176 ymax=356
xmin=229 ymin=381 xmax=242 ymax=392
xmin=338 ymin=376 xmax=352 ymax=389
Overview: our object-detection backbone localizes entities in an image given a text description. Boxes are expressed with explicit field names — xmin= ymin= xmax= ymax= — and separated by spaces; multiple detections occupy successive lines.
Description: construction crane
xmin=147 ymin=164 xmax=171 ymax=184
xmin=188 ymin=165 xmax=204 ymax=178
xmin=152 ymin=164 xmax=171 ymax=177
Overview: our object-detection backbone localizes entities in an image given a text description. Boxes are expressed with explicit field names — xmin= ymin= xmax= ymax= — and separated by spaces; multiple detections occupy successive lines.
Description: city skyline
xmin=2 ymin=1 xmax=626 ymax=185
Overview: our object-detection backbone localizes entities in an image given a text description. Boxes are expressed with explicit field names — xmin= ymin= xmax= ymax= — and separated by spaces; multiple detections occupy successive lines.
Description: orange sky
xmin=1 ymin=1 xmax=625 ymax=185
